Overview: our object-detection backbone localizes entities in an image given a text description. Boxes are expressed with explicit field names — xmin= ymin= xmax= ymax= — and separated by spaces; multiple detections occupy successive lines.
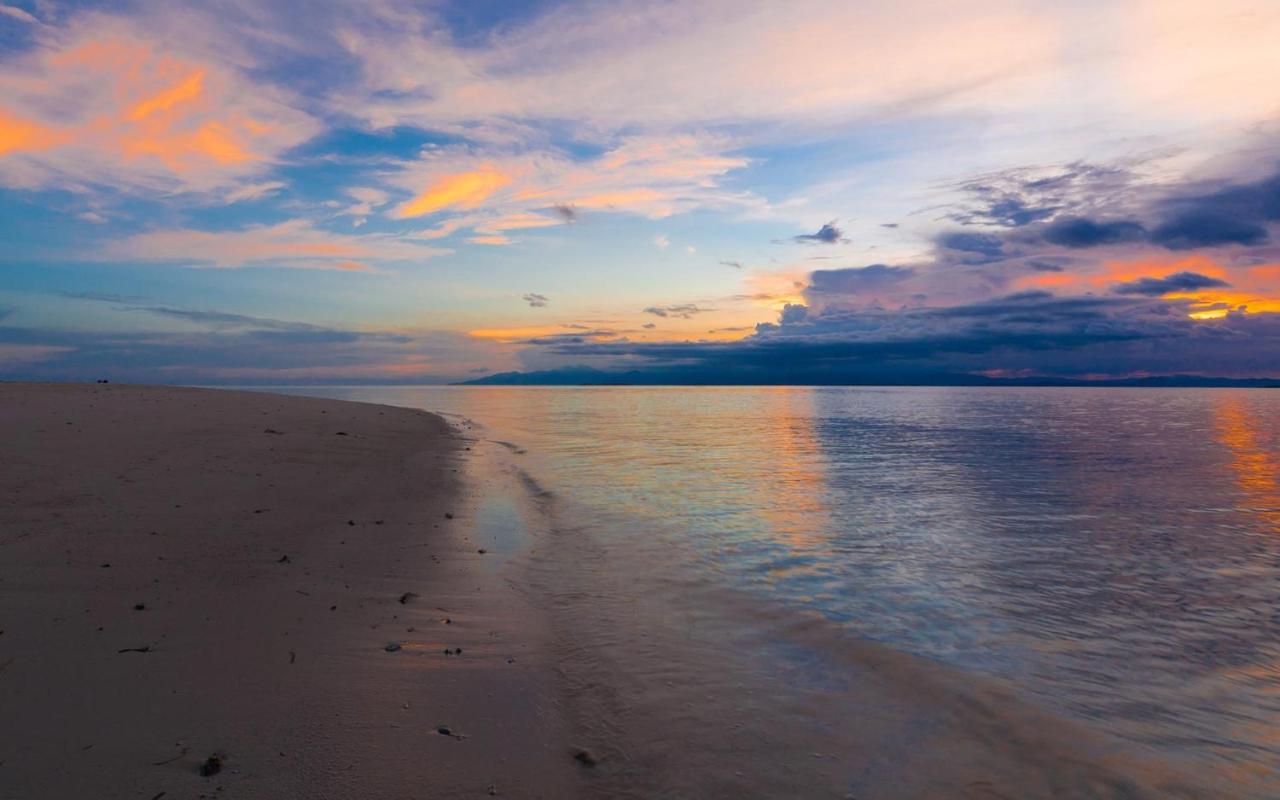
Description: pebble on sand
xmin=197 ymin=755 xmax=222 ymax=777
xmin=384 ymin=642 xmax=402 ymax=652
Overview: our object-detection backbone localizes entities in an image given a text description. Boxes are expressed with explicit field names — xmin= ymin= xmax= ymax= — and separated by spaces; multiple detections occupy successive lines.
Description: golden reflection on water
xmin=748 ymin=388 xmax=831 ymax=561
xmin=1210 ymin=392 xmax=1280 ymax=792
xmin=1213 ymin=393 xmax=1280 ymax=533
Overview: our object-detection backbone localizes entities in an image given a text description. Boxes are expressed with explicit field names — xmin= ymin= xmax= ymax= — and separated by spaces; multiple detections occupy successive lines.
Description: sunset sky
xmin=2 ymin=0 xmax=1280 ymax=383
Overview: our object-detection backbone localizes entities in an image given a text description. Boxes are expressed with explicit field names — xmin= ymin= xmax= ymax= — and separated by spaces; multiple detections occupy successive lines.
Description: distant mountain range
xmin=460 ymin=366 xmax=1280 ymax=388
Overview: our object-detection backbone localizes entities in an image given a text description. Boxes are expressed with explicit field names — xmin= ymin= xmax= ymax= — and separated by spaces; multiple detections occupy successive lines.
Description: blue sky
xmin=2 ymin=0 xmax=1280 ymax=383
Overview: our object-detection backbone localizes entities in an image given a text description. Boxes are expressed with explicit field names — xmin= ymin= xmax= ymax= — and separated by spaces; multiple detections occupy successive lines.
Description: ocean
xmin=262 ymin=385 xmax=1280 ymax=797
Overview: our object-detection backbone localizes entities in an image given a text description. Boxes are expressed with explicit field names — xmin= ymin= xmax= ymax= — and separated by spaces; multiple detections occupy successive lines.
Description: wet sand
xmin=0 ymin=383 xmax=575 ymax=799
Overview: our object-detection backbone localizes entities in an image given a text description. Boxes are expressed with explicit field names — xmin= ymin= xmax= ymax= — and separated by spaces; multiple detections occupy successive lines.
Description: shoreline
xmin=0 ymin=383 xmax=577 ymax=799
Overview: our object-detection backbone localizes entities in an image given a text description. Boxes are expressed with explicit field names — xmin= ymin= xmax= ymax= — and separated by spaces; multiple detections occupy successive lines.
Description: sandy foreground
xmin=0 ymin=383 xmax=577 ymax=799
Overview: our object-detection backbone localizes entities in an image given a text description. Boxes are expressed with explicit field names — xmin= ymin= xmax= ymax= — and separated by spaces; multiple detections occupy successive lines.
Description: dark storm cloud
xmin=551 ymin=204 xmax=578 ymax=223
xmin=1112 ymin=272 xmax=1231 ymax=296
xmin=1149 ymin=172 xmax=1280 ymax=250
xmin=549 ymin=292 xmax=1169 ymax=366
xmin=1041 ymin=217 xmax=1146 ymax=248
xmin=523 ymin=292 xmax=550 ymax=307
xmin=791 ymin=221 xmax=848 ymax=244
xmin=1150 ymin=213 xmax=1267 ymax=250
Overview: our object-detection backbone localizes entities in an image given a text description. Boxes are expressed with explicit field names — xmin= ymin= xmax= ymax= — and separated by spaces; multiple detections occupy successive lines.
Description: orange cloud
xmin=0 ymin=25 xmax=317 ymax=193
xmin=0 ymin=109 xmax=68 ymax=155
xmin=396 ymin=168 xmax=511 ymax=218
xmin=1012 ymin=255 xmax=1280 ymax=320
xmin=128 ymin=69 xmax=206 ymax=121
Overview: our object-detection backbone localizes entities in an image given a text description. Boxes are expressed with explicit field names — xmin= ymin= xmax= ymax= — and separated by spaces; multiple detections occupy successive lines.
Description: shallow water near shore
xmin=260 ymin=385 xmax=1280 ymax=796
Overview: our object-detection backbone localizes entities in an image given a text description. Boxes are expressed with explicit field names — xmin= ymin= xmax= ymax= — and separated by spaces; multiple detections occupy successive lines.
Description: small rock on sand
xmin=197 ymin=755 xmax=222 ymax=777
xmin=572 ymin=749 xmax=597 ymax=767
xmin=384 ymin=642 xmax=402 ymax=652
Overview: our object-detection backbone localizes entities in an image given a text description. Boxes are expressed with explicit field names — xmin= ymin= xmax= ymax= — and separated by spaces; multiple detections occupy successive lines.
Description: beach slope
xmin=0 ymin=383 xmax=573 ymax=799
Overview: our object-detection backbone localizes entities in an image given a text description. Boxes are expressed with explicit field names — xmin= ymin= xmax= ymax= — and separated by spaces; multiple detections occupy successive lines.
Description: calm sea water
xmin=263 ymin=385 xmax=1280 ymax=794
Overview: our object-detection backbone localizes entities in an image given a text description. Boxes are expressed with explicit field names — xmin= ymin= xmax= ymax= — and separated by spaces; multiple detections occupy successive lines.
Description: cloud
xmin=1041 ymin=217 xmax=1147 ymax=248
xmin=642 ymin=322 xmax=656 ymax=329
xmin=512 ymin=288 xmax=1280 ymax=382
xmin=805 ymin=265 xmax=916 ymax=309
xmin=129 ymin=305 xmax=322 ymax=330
xmin=224 ymin=181 xmax=287 ymax=203
xmin=947 ymin=162 xmax=1138 ymax=228
xmin=643 ymin=303 xmax=707 ymax=319
xmin=937 ymin=231 xmax=1003 ymax=259
xmin=720 ymin=260 xmax=743 ymax=269
xmin=0 ymin=5 xmax=37 ymax=24
xmin=395 ymin=168 xmax=512 ymax=218
xmin=791 ymin=221 xmax=847 ymax=245
xmin=1112 ymin=271 xmax=1231 ymax=296
xmin=1143 ymin=166 xmax=1280 ymax=252
xmin=0 ymin=13 xmax=319 ymax=195
xmin=101 ymin=219 xmax=449 ymax=269
xmin=522 ymin=292 xmax=549 ymax=308
xmin=653 ymin=234 xmax=670 ymax=250
xmin=337 ymin=0 xmax=1058 ymax=133
xmin=384 ymin=134 xmax=751 ymax=241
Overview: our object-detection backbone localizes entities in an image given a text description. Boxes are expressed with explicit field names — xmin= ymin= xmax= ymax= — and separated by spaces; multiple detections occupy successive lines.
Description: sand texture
xmin=0 ymin=383 xmax=574 ymax=799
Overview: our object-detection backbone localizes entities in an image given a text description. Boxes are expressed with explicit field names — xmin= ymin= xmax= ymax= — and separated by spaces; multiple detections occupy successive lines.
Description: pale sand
xmin=0 ymin=383 xmax=576 ymax=799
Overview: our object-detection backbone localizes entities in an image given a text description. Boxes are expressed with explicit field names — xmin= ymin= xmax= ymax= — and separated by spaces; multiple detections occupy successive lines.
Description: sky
xmin=2 ymin=0 xmax=1280 ymax=384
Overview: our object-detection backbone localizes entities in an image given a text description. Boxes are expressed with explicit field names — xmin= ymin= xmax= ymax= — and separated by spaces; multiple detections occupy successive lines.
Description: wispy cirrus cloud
xmin=100 ymin=219 xmax=449 ymax=270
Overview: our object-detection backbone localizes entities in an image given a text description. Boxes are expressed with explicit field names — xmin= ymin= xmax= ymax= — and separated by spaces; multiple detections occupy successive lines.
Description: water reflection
xmin=1214 ymin=393 xmax=1280 ymax=532
xmin=266 ymin=385 xmax=1280 ymax=796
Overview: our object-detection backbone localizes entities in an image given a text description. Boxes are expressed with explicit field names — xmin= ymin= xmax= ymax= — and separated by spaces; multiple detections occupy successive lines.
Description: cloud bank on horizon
xmin=2 ymin=0 xmax=1280 ymax=383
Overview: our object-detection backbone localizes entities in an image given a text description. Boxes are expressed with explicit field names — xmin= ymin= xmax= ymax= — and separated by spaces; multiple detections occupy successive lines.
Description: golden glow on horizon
xmin=397 ymin=168 xmax=511 ymax=218
xmin=1213 ymin=395 xmax=1280 ymax=534
xmin=1014 ymin=255 xmax=1280 ymax=321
